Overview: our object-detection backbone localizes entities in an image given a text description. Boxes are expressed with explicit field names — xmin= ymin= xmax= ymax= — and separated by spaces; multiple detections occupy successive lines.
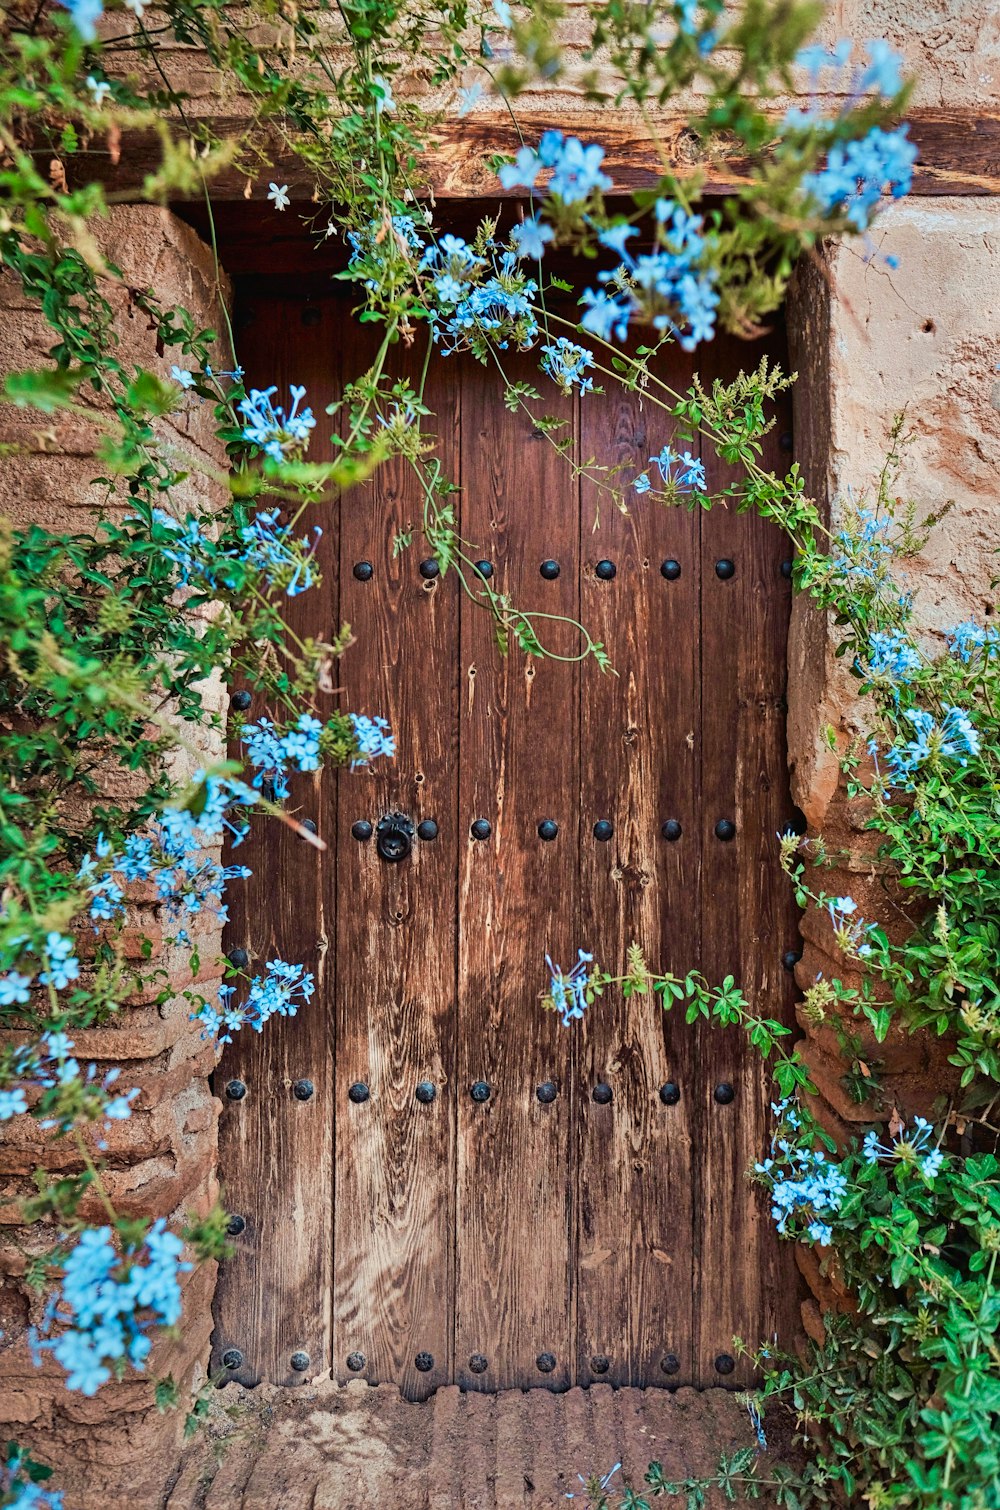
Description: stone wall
xmin=786 ymin=197 xmax=1000 ymax=1336
xmin=0 ymin=208 xmax=231 ymax=1498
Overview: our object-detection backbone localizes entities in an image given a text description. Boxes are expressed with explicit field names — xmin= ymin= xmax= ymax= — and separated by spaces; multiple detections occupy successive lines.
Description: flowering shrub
xmin=0 ymin=0 xmax=942 ymax=1497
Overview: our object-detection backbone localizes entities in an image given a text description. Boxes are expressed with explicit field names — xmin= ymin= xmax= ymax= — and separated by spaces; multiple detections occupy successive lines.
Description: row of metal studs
xmin=351 ymin=558 xmax=794 ymax=581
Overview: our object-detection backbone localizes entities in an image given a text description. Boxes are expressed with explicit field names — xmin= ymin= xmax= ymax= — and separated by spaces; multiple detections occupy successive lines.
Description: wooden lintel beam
xmin=50 ymin=108 xmax=1000 ymax=201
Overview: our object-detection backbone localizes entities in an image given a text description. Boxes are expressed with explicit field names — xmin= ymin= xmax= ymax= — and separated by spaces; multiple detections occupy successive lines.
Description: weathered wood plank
xmin=455 ymin=346 xmax=580 ymax=1393
xmin=575 ymin=355 xmax=700 ymax=1387
xmin=332 ymin=331 xmax=460 ymax=1402
xmin=694 ymin=328 xmax=801 ymax=1388
xmin=48 ymin=110 xmax=1000 ymax=200
xmin=212 ymin=289 xmax=338 ymax=1387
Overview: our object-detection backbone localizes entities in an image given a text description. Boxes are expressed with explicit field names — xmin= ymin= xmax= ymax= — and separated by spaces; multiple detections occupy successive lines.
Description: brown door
xmin=212 ymin=281 xmax=801 ymax=1399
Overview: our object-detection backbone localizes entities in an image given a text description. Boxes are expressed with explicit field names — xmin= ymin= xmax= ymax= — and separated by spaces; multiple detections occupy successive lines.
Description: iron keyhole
xmin=376 ymin=813 xmax=414 ymax=864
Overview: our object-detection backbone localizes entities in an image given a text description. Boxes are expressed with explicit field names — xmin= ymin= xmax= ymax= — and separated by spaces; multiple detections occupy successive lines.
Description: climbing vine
xmin=0 ymin=0 xmax=972 ymax=1502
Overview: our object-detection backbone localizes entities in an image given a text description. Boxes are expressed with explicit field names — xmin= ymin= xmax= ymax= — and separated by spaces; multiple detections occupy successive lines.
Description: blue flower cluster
xmin=864 ymin=629 xmax=922 ymax=683
xmin=539 ymin=338 xmax=596 ymax=395
xmin=948 ymin=621 xmax=1000 ymax=663
xmin=242 ymin=714 xmax=323 ymax=800
xmin=863 ymin=1115 xmax=944 ymax=1180
xmin=802 ymin=124 xmax=916 ymax=232
xmin=756 ymin=1137 xmax=848 ymax=1247
xmin=350 ymin=713 xmax=396 ymax=765
xmin=152 ymin=507 xmax=321 ymax=599
xmin=884 ymin=705 xmax=981 ymax=786
xmin=193 ymin=958 xmax=316 ymax=1044
xmin=0 ymin=1030 xmax=136 ymax=1129
xmin=498 ymin=130 xmax=613 ymax=203
xmin=31 ymin=1220 xmax=190 ymax=1396
xmin=546 ymin=949 xmax=594 ymax=1027
xmin=432 ymin=256 xmax=540 ymax=357
xmin=633 ymin=443 xmax=706 ymax=495
xmin=79 ymin=777 xmax=259 ymax=938
xmin=582 ymin=199 xmax=719 ymax=351
xmin=239 ymin=385 xmax=317 ymax=462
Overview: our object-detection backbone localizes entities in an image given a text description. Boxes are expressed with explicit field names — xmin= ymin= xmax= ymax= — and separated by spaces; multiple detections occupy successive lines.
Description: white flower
xmin=170 ymin=365 xmax=195 ymax=390
xmin=123 ymin=0 xmax=147 ymax=16
xmin=267 ymin=183 xmax=290 ymax=212
xmin=86 ymin=76 xmax=111 ymax=106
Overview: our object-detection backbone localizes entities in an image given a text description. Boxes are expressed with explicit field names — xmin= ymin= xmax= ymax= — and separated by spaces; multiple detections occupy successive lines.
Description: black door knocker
xmin=376 ymin=812 xmax=414 ymax=863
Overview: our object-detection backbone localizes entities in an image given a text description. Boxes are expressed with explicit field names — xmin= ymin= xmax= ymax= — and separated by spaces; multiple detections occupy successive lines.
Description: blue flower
xmin=884 ymin=704 xmax=980 ymax=785
xmin=0 ymin=971 xmax=32 ymax=1006
xmin=458 ymin=83 xmax=484 ymax=116
xmin=509 ymin=217 xmax=554 ymax=260
xmin=579 ymin=287 xmax=632 ymax=343
xmin=170 ymin=365 xmax=195 ymax=389
xmin=0 ymin=1088 xmax=28 ymax=1121
xmin=827 ymin=895 xmax=874 ymax=955
xmin=58 ymin=0 xmax=103 ymax=40
xmin=539 ymin=338 xmax=595 ymax=395
xmin=633 ymin=472 xmax=651 ymax=494
xmin=38 ymin=933 xmax=80 ymax=992
xmin=757 ymin=1142 xmax=848 ymax=1239
xmin=546 ymin=949 xmax=594 ymax=1026
xmin=584 ymin=200 xmax=719 ymax=350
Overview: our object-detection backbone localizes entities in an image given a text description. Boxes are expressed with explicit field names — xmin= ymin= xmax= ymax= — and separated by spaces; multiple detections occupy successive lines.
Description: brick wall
xmin=0 ymin=207 xmax=232 ymax=1501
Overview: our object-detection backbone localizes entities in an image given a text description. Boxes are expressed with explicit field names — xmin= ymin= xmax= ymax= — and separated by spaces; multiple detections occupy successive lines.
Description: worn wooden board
xmin=332 ymin=332 xmax=460 ymax=1402
xmin=575 ymin=355 xmax=701 ymax=1387
xmin=454 ymin=347 xmax=580 ymax=1393
xmin=56 ymin=110 xmax=1000 ymax=200
xmin=212 ymin=291 xmax=338 ymax=1386
xmin=694 ymin=331 xmax=802 ymax=1387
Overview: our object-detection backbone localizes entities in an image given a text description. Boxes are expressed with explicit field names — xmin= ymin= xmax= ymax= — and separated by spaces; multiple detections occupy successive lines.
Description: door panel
xmin=576 ymin=356 xmax=700 ymax=1388
xmin=333 ymin=337 xmax=460 ymax=1399
xmin=455 ymin=351 xmax=580 ymax=1393
xmin=213 ymin=289 xmax=801 ymax=1395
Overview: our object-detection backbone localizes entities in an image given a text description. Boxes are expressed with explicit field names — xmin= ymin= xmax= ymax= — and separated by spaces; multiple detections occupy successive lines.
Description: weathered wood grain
xmin=575 ymin=354 xmax=700 ymax=1387
xmin=454 ymin=346 xmax=580 ymax=1393
xmin=694 ymin=330 xmax=801 ymax=1388
xmin=47 ymin=110 xmax=1000 ymax=200
xmin=212 ymin=290 xmax=338 ymax=1387
xmin=332 ymin=332 xmax=460 ymax=1402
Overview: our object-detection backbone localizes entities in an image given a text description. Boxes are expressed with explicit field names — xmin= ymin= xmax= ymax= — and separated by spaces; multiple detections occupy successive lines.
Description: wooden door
xmin=212 ymin=283 xmax=801 ymax=1398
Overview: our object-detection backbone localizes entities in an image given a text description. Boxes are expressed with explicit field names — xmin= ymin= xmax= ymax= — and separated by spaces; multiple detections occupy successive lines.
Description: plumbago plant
xmin=548 ymin=430 xmax=1000 ymax=1509
xmin=0 ymin=0 xmax=930 ymax=1498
